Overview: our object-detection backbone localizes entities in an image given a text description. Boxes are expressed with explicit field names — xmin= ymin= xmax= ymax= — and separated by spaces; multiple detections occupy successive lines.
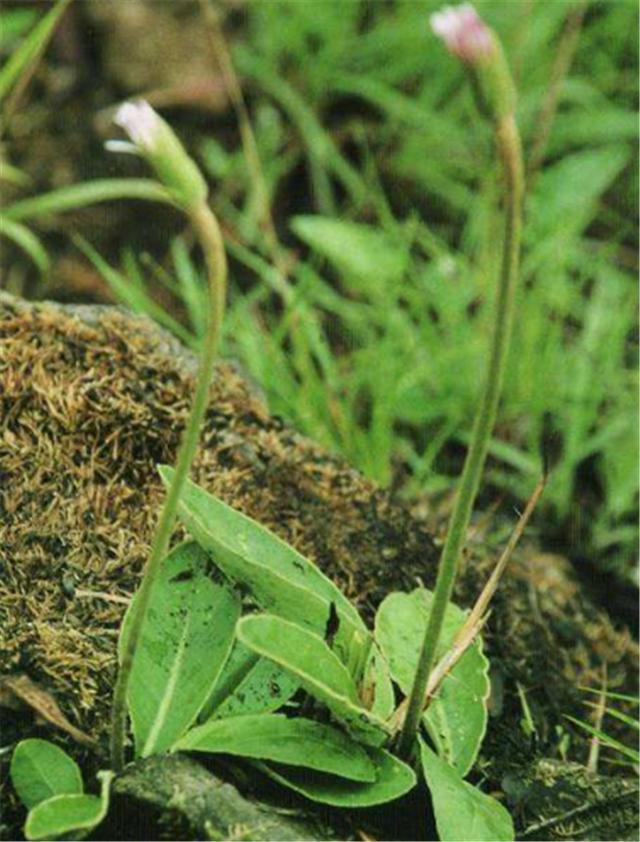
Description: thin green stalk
xmin=0 ymin=0 xmax=72 ymax=107
xmin=398 ymin=113 xmax=524 ymax=758
xmin=527 ymin=0 xmax=587 ymax=183
xmin=109 ymin=200 xmax=227 ymax=771
xmin=4 ymin=179 xmax=174 ymax=222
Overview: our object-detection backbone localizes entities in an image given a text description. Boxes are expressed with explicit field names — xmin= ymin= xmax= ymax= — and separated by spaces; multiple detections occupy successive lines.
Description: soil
xmin=1 ymin=293 xmax=638 ymax=841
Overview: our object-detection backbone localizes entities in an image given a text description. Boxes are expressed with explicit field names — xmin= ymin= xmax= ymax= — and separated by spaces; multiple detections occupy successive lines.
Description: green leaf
xmin=210 ymin=647 xmax=299 ymax=720
xmin=120 ymin=542 xmax=240 ymax=757
xmin=238 ymin=615 xmax=359 ymax=702
xmin=0 ymin=159 xmax=30 ymax=186
xmin=160 ymin=467 xmax=369 ymax=665
xmin=10 ymin=740 xmax=82 ymax=809
xmin=174 ymin=713 xmax=376 ymax=782
xmin=237 ymin=614 xmax=389 ymax=747
xmin=528 ymin=146 xmax=628 ymax=243
xmin=4 ymin=179 xmax=174 ymax=222
xmin=361 ymin=645 xmax=395 ymax=721
xmin=0 ymin=216 xmax=49 ymax=273
xmin=260 ymin=747 xmax=416 ymax=807
xmin=199 ymin=639 xmax=258 ymax=717
xmin=0 ymin=0 xmax=71 ymax=104
xmin=24 ymin=771 xmax=113 ymax=841
xmin=375 ymin=589 xmax=489 ymax=776
xmin=188 ymin=528 xmax=354 ymax=662
xmin=230 ymin=557 xmax=348 ymax=656
xmin=291 ymin=216 xmax=408 ymax=291
xmin=419 ymin=740 xmax=514 ymax=842
xmin=74 ymin=236 xmax=195 ymax=348
xmin=0 ymin=8 xmax=39 ymax=51
xmin=161 ymin=467 xmax=363 ymax=626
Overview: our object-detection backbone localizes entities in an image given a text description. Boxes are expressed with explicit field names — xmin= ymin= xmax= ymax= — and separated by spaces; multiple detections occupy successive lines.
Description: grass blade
xmin=0 ymin=0 xmax=72 ymax=105
xmin=564 ymin=715 xmax=640 ymax=763
xmin=0 ymin=215 xmax=49 ymax=273
xmin=74 ymin=235 xmax=196 ymax=348
xmin=4 ymin=179 xmax=174 ymax=222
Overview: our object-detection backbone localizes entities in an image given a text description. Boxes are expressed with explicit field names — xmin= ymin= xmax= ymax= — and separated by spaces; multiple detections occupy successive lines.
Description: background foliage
xmin=1 ymin=0 xmax=638 ymax=582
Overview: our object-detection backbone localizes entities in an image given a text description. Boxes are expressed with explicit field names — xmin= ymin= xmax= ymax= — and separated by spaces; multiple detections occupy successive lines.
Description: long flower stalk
xmin=398 ymin=5 xmax=524 ymax=758
xmin=107 ymin=102 xmax=227 ymax=771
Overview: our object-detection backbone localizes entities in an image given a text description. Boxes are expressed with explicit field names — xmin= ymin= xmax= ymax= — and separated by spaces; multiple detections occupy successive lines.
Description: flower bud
xmin=110 ymin=100 xmax=208 ymax=210
xmin=430 ymin=4 xmax=516 ymax=122
xmin=430 ymin=3 xmax=494 ymax=63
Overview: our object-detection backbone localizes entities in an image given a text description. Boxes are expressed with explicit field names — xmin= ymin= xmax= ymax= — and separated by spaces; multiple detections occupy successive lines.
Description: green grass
xmin=2 ymin=0 xmax=638 ymax=580
xmin=215 ymin=1 xmax=637 ymax=580
xmin=566 ymin=687 xmax=640 ymax=767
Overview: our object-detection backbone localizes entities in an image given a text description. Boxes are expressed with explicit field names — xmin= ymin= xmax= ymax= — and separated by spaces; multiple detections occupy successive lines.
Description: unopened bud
xmin=430 ymin=3 xmax=494 ymax=64
xmin=109 ymin=100 xmax=208 ymax=210
xmin=430 ymin=4 xmax=516 ymax=122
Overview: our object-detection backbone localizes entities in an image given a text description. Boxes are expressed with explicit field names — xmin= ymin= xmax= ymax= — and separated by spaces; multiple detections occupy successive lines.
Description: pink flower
xmin=430 ymin=3 xmax=494 ymax=63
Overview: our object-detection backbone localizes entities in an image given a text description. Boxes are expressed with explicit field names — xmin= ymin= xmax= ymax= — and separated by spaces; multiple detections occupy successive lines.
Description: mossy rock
xmin=0 ymin=293 xmax=637 ymax=841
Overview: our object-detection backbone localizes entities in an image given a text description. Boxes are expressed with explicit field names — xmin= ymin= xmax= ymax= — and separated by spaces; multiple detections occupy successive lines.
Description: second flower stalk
xmin=398 ymin=4 xmax=524 ymax=756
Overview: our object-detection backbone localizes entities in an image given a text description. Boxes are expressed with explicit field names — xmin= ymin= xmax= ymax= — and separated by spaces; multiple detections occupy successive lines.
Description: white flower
xmin=430 ymin=3 xmax=494 ymax=63
xmin=106 ymin=99 xmax=207 ymax=210
xmin=113 ymin=100 xmax=161 ymax=151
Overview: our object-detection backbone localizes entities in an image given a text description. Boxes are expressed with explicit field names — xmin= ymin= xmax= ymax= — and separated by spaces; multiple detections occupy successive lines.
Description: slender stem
xmin=110 ymin=200 xmax=227 ymax=771
xmin=398 ymin=114 xmax=524 ymax=758
xmin=391 ymin=471 xmax=544 ymax=737
xmin=586 ymin=663 xmax=607 ymax=775
xmin=199 ymin=0 xmax=298 ymax=310
xmin=455 ymin=471 xmax=545 ymax=639
xmin=198 ymin=1 xmax=279 ymax=264
xmin=4 ymin=180 xmax=175 ymax=222
xmin=527 ymin=0 xmax=587 ymax=184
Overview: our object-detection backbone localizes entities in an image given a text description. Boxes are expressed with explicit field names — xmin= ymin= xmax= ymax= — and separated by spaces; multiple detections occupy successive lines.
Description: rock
xmin=104 ymin=754 xmax=333 ymax=841
xmin=503 ymin=759 xmax=639 ymax=841
xmin=83 ymin=1 xmax=228 ymax=111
